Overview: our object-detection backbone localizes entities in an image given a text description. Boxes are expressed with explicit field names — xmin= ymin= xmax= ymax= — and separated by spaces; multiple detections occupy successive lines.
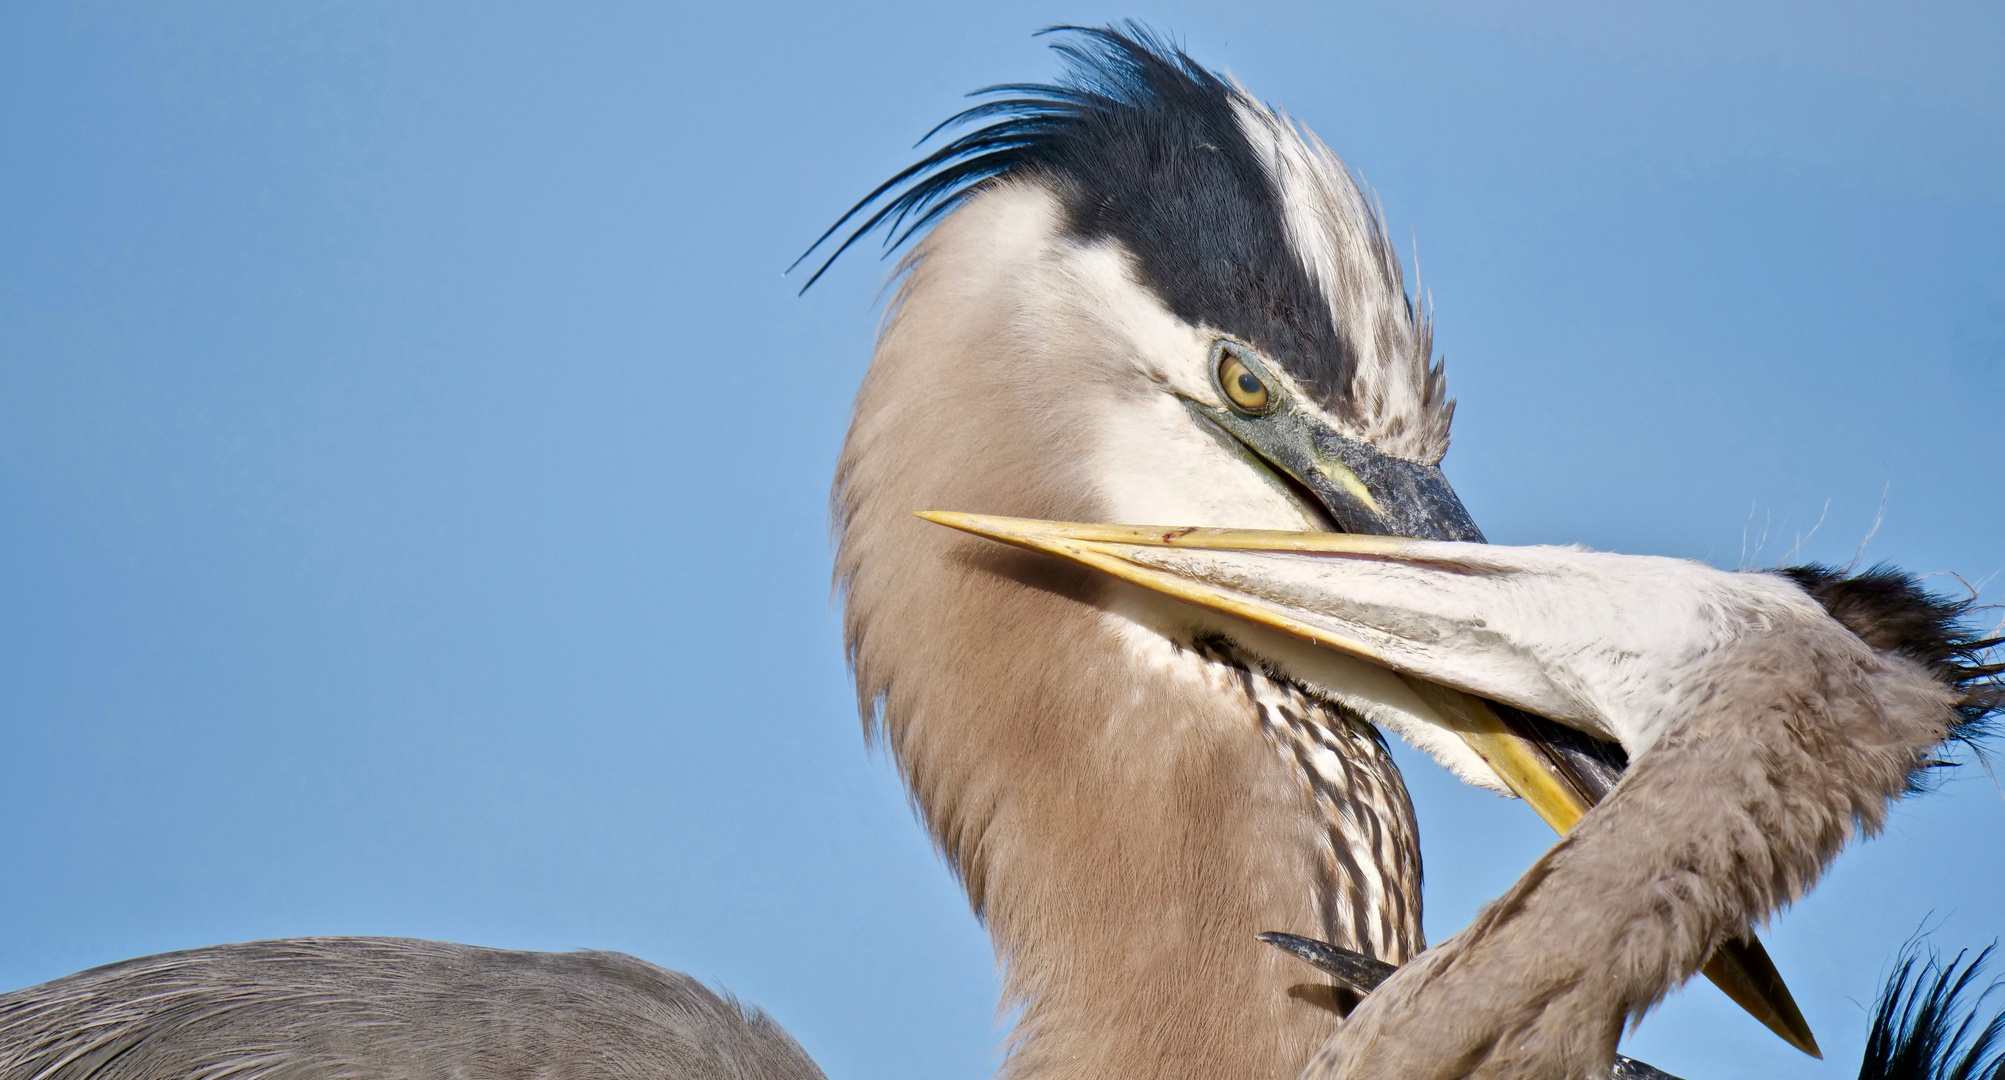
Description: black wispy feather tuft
xmin=793 ymin=24 xmax=1361 ymax=412
xmin=1781 ymin=564 xmax=2004 ymax=786
xmin=793 ymin=23 xmax=1232 ymax=286
xmin=796 ymin=23 xmax=1198 ymax=287
xmin=1859 ymin=943 xmax=2005 ymax=1080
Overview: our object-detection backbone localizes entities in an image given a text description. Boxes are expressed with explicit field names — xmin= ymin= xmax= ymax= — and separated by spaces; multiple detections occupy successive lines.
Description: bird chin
xmin=1178 ymin=400 xmax=1344 ymax=532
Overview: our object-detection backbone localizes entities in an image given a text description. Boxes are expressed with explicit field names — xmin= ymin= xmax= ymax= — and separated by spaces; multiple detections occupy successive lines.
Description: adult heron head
xmin=806 ymin=24 xmax=1817 ymax=1080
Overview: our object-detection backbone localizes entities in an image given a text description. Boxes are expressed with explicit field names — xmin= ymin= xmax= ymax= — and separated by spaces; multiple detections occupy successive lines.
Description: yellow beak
xmin=917 ymin=511 xmax=1822 ymax=1058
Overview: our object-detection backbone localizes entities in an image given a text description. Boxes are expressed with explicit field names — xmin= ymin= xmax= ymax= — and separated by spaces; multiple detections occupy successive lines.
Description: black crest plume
xmin=1860 ymin=942 xmax=2005 ymax=1080
xmin=793 ymin=23 xmax=1232 ymax=290
xmin=791 ymin=24 xmax=1357 ymax=409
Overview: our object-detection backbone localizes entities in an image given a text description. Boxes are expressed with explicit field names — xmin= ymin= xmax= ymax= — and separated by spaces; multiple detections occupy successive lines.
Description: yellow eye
xmin=1218 ymin=352 xmax=1272 ymax=413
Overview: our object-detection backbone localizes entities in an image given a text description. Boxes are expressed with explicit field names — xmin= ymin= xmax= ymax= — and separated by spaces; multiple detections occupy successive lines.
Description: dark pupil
xmin=1236 ymin=373 xmax=1262 ymax=395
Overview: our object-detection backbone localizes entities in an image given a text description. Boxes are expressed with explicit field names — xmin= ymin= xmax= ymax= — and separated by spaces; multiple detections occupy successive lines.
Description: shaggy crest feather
xmin=798 ymin=23 xmax=1454 ymax=462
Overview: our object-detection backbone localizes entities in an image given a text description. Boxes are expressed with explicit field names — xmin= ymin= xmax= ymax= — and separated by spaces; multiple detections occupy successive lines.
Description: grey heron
xmin=914 ymin=514 xmax=2002 ymax=1079
xmin=3 ymin=23 xmax=2000 ymax=1080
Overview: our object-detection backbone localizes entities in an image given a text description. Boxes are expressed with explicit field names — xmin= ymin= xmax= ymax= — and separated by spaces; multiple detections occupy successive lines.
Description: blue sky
xmin=1 ymin=3 xmax=2000 ymax=1078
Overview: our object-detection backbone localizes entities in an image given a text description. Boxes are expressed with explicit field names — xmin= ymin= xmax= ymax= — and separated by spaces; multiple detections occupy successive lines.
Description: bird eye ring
xmin=1215 ymin=345 xmax=1274 ymax=415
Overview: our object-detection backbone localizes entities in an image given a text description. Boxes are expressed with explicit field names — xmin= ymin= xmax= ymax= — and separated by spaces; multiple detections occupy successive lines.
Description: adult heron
xmin=2 ymin=24 xmax=1998 ymax=1080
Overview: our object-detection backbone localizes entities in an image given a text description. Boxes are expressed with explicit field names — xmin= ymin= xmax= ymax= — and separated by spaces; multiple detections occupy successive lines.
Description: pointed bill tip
xmin=913 ymin=511 xmax=1418 ymax=556
xmin=914 ymin=511 xmax=1397 ymax=667
xmin=1257 ymin=931 xmax=1395 ymax=995
xmin=912 ymin=510 xmax=1085 ymax=551
xmin=1261 ymin=931 xmax=1692 ymax=1080
xmin=1704 ymin=937 xmax=1824 ymax=1057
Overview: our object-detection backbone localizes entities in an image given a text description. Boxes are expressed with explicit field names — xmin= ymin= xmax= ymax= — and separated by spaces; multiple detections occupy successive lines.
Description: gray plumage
xmin=5 ymin=24 xmax=2000 ymax=1080
xmin=0 ymin=938 xmax=824 ymax=1080
xmin=959 ymin=519 xmax=2000 ymax=1080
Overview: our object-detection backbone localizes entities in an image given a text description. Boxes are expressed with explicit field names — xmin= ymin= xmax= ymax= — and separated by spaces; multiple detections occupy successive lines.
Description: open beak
xmin=916 ymin=512 xmax=1822 ymax=1058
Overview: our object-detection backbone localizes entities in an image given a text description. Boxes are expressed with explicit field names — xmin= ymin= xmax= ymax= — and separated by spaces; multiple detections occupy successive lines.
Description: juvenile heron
xmin=917 ymin=515 xmax=2003 ymax=1079
xmin=2 ymin=24 xmax=1999 ymax=1080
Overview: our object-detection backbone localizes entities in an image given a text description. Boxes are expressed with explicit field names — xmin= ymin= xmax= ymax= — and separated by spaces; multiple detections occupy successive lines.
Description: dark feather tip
xmin=1859 ymin=942 xmax=2005 ymax=1080
xmin=792 ymin=22 xmax=1211 ymax=293
xmin=1782 ymin=564 xmax=2004 ymax=787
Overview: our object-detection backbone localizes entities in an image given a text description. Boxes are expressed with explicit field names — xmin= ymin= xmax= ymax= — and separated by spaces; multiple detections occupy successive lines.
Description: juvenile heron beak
xmin=917 ymin=512 xmax=1823 ymax=1058
xmin=1257 ymin=933 xmax=1688 ymax=1080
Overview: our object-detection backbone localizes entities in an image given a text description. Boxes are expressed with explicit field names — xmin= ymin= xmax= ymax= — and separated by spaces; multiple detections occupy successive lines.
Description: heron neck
xmin=842 ymin=520 xmax=1423 ymax=1079
xmin=832 ymin=182 xmax=1423 ymax=1079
